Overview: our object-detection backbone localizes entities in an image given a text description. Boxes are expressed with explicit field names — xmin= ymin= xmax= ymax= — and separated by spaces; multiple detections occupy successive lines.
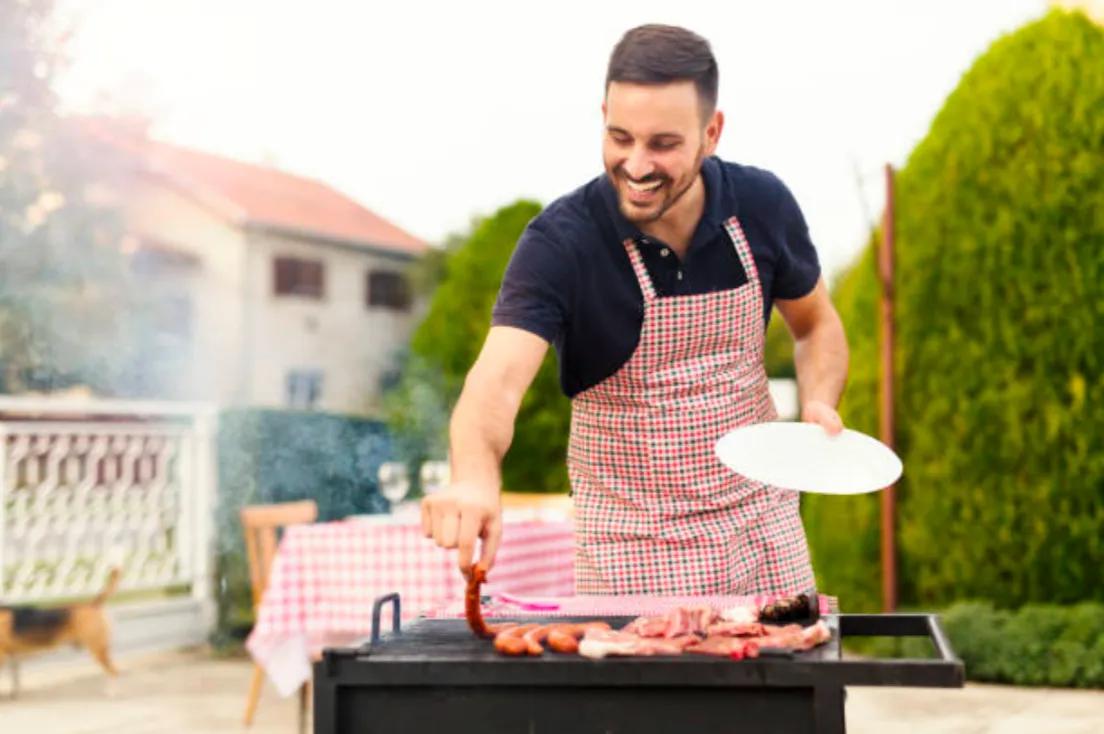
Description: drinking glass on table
xmin=420 ymin=461 xmax=451 ymax=496
xmin=378 ymin=461 xmax=411 ymax=512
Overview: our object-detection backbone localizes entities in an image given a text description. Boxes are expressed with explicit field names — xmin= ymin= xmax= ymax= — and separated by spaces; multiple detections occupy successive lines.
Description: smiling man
xmin=422 ymin=24 xmax=850 ymax=596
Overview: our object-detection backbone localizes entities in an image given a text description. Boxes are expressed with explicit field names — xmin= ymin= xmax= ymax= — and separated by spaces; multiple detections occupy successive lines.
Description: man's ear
xmin=704 ymin=109 xmax=724 ymax=156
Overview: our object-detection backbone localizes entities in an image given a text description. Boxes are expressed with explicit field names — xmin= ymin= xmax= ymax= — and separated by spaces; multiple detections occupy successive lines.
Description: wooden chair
xmin=240 ymin=500 xmax=319 ymax=732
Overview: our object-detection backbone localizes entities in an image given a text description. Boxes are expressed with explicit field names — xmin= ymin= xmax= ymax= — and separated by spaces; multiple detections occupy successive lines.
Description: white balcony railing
xmin=0 ymin=396 xmax=217 ymax=610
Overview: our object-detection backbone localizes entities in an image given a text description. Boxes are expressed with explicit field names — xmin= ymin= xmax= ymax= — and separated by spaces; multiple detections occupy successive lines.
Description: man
xmin=422 ymin=23 xmax=849 ymax=596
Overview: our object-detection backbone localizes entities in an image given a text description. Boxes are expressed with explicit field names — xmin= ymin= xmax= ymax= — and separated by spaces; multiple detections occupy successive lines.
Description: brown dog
xmin=0 ymin=568 xmax=121 ymax=698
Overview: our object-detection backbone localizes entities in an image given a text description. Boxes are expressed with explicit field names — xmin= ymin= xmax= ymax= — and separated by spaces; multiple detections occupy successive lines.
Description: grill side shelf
xmin=828 ymin=613 xmax=966 ymax=688
xmin=837 ymin=613 xmax=959 ymax=662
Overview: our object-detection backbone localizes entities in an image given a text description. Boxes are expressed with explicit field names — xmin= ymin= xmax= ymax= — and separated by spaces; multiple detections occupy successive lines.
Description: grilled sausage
xmin=546 ymin=628 xmax=579 ymax=653
xmin=521 ymin=624 xmax=560 ymax=655
xmin=546 ymin=621 xmax=612 ymax=654
xmin=494 ymin=623 xmax=538 ymax=655
xmin=467 ymin=563 xmax=513 ymax=638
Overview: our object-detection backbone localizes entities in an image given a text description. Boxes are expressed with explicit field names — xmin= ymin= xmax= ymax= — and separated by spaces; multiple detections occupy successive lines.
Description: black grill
xmin=313 ymin=592 xmax=965 ymax=734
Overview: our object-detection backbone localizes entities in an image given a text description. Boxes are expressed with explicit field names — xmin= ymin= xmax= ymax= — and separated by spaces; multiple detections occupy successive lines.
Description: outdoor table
xmin=245 ymin=513 xmax=575 ymax=696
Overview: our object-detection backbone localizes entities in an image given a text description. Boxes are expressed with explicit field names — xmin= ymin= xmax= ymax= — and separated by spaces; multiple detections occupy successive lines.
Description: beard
xmin=612 ymin=146 xmax=705 ymax=225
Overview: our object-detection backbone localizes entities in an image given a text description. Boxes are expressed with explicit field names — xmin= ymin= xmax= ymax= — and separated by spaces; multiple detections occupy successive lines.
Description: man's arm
xmin=423 ymin=325 xmax=549 ymax=575
xmin=448 ymin=325 xmax=550 ymax=492
xmin=424 ymin=221 xmax=572 ymax=574
xmin=775 ymin=277 xmax=849 ymax=419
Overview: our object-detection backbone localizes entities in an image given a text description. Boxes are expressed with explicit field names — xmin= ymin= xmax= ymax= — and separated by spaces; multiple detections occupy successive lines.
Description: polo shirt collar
xmin=600 ymin=154 xmax=728 ymax=249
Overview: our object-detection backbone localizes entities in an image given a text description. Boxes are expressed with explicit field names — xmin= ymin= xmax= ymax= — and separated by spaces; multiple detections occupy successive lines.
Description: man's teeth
xmin=627 ymin=179 xmax=662 ymax=193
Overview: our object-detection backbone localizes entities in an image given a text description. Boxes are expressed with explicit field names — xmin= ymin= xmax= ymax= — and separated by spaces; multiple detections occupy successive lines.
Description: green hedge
xmin=847 ymin=601 xmax=1104 ymax=689
xmin=803 ymin=8 xmax=1104 ymax=612
xmin=764 ymin=313 xmax=796 ymax=379
xmin=211 ymin=407 xmax=394 ymax=647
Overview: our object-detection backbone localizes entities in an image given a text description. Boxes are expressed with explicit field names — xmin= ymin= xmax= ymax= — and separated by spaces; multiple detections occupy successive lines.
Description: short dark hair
xmin=605 ymin=24 xmax=719 ymax=116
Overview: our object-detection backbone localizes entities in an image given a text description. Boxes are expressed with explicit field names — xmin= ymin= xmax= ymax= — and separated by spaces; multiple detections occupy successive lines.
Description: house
xmin=82 ymin=118 xmax=431 ymax=415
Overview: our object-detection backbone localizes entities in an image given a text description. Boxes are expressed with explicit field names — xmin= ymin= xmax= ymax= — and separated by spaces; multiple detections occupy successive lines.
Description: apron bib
xmin=567 ymin=216 xmax=817 ymax=596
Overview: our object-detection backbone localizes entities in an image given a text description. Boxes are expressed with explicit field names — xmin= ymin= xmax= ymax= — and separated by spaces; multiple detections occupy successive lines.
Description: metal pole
xmin=0 ymin=426 xmax=7 ymax=600
xmin=880 ymin=163 xmax=898 ymax=613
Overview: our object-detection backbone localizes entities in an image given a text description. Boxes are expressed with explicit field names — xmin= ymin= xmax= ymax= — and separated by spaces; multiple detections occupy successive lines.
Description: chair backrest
xmin=239 ymin=500 xmax=319 ymax=611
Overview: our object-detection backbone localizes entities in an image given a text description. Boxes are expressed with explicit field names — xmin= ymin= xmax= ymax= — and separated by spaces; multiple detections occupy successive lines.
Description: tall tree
xmin=0 ymin=0 xmax=140 ymax=394
xmin=802 ymin=8 xmax=1104 ymax=611
xmin=383 ymin=201 xmax=573 ymax=495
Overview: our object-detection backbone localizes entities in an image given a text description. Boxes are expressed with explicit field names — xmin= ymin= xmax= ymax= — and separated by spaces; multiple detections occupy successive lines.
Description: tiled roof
xmin=81 ymin=117 xmax=430 ymax=257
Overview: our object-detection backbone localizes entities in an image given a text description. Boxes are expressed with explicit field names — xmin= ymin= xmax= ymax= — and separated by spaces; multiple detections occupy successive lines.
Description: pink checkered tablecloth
xmin=244 ymin=517 xmax=575 ymax=696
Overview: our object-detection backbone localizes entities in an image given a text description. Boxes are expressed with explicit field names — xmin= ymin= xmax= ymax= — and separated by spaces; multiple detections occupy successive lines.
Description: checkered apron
xmin=567 ymin=216 xmax=817 ymax=596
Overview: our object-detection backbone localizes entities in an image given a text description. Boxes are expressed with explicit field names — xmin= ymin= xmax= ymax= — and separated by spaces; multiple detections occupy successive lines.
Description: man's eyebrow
xmin=605 ymin=126 xmax=684 ymax=141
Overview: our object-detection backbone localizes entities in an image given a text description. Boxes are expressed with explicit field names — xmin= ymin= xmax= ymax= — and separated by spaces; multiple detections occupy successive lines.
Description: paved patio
xmin=2 ymin=647 xmax=1103 ymax=733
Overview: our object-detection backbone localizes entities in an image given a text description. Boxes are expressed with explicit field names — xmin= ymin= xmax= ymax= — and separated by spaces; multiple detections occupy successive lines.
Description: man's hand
xmin=801 ymin=399 xmax=844 ymax=435
xmin=421 ymin=481 xmax=503 ymax=579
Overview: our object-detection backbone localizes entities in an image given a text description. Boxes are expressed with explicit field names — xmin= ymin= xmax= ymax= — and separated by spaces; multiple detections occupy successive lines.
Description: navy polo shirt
xmin=491 ymin=156 xmax=822 ymax=399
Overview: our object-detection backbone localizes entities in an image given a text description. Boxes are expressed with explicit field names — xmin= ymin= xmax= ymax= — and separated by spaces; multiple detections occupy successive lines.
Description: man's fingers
xmin=477 ymin=515 xmax=503 ymax=572
xmin=805 ymin=401 xmax=844 ymax=436
xmin=437 ymin=511 xmax=460 ymax=549
xmin=421 ymin=500 xmax=432 ymax=538
xmin=456 ymin=509 xmax=484 ymax=574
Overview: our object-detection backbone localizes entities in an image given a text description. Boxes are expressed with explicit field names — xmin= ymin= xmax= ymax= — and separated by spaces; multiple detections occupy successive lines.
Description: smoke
xmin=380 ymin=347 xmax=457 ymax=497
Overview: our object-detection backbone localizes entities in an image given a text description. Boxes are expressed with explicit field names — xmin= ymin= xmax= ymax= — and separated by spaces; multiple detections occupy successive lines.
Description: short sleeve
xmin=771 ymin=178 xmax=822 ymax=300
xmin=491 ymin=223 xmax=574 ymax=344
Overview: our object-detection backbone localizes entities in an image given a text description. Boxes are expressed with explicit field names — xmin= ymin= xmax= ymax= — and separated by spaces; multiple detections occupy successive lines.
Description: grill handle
xmin=370 ymin=592 xmax=402 ymax=643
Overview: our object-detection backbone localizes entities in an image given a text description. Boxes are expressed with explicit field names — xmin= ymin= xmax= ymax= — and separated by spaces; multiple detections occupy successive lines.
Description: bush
xmin=764 ymin=312 xmax=796 ymax=379
xmin=846 ymin=601 xmax=1104 ymax=689
xmin=210 ymin=408 xmax=393 ymax=647
xmin=803 ymin=8 xmax=1104 ymax=611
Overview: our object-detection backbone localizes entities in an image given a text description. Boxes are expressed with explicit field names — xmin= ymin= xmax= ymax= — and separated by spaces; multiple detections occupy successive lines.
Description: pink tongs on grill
xmin=493 ymin=592 xmax=561 ymax=611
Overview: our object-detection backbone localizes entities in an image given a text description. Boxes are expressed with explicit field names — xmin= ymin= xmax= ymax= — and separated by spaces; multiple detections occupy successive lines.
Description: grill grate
xmin=345 ymin=615 xmax=838 ymax=665
xmin=358 ymin=617 xmax=638 ymax=660
xmin=317 ymin=596 xmax=966 ymax=700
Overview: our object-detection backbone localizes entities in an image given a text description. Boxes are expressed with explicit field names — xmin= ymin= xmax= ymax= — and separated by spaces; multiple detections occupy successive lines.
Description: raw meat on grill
xmin=577 ymin=628 xmax=703 ymax=659
xmin=621 ymin=604 xmax=721 ymax=638
xmin=745 ymin=620 xmax=832 ymax=652
xmin=575 ymin=614 xmax=832 ymax=660
xmin=718 ymin=603 xmax=760 ymax=625
xmin=704 ymin=620 xmax=769 ymax=637
xmin=687 ymin=636 xmax=761 ymax=660
xmin=619 ymin=606 xmax=769 ymax=640
xmin=483 ymin=595 xmax=831 ymax=659
xmin=795 ymin=620 xmax=832 ymax=649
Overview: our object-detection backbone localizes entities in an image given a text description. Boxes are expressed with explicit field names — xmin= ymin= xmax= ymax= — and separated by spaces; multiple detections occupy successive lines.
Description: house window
xmin=366 ymin=269 xmax=411 ymax=310
xmin=274 ymin=256 xmax=324 ymax=299
xmin=286 ymin=369 xmax=323 ymax=410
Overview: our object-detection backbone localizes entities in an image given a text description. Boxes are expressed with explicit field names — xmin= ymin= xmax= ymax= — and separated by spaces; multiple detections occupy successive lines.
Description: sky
xmin=54 ymin=0 xmax=1054 ymax=280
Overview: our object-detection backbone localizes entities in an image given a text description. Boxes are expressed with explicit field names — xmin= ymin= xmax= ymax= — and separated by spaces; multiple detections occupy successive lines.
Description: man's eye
xmin=652 ymin=141 xmax=678 ymax=151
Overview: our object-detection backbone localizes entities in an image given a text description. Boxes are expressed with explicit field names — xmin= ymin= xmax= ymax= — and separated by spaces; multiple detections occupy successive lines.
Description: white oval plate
xmin=714 ymin=421 xmax=903 ymax=495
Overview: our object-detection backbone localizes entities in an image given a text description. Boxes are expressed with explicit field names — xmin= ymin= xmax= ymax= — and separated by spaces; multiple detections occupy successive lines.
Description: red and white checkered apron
xmin=567 ymin=216 xmax=817 ymax=596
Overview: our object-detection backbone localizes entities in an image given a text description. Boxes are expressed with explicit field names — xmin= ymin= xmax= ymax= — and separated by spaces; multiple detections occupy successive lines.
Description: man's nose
xmin=622 ymin=147 xmax=654 ymax=180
